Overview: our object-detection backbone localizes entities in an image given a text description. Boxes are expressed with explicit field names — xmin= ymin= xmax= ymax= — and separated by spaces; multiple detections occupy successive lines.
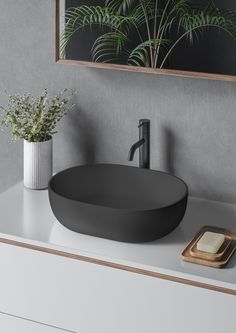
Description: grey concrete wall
xmin=1 ymin=0 xmax=236 ymax=203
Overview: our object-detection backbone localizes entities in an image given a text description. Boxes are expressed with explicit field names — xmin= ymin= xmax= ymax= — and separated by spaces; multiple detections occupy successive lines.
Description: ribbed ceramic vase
xmin=24 ymin=139 xmax=53 ymax=189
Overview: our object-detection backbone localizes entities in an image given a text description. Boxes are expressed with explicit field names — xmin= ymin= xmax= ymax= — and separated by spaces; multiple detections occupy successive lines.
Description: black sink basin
xmin=48 ymin=164 xmax=188 ymax=242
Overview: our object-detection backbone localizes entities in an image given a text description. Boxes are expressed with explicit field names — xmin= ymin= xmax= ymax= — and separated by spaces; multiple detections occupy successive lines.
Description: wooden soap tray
xmin=181 ymin=226 xmax=236 ymax=268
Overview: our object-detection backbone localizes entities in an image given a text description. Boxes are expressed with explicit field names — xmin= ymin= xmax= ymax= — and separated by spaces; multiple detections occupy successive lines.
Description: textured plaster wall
xmin=1 ymin=0 xmax=236 ymax=203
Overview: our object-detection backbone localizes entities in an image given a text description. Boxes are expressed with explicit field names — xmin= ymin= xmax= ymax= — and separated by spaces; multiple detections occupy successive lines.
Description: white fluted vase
xmin=24 ymin=139 xmax=53 ymax=189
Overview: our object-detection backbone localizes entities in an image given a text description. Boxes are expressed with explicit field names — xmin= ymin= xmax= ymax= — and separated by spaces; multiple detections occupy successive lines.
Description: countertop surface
xmin=0 ymin=182 xmax=236 ymax=293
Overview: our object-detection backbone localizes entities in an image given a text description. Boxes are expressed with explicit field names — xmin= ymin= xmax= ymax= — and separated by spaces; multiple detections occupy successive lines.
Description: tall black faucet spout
xmin=128 ymin=119 xmax=150 ymax=169
xmin=128 ymin=138 xmax=145 ymax=161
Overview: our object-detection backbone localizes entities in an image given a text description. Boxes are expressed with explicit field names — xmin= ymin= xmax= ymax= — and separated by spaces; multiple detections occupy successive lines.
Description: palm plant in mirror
xmin=61 ymin=0 xmax=236 ymax=68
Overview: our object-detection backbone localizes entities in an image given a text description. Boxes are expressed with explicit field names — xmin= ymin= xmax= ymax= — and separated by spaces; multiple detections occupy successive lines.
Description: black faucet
xmin=128 ymin=119 xmax=150 ymax=169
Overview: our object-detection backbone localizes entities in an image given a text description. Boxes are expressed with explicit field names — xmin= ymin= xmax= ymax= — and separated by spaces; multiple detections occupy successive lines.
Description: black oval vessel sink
xmin=48 ymin=164 xmax=188 ymax=242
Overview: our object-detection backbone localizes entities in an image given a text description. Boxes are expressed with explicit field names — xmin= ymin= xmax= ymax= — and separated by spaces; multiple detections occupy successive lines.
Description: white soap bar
xmin=197 ymin=231 xmax=225 ymax=254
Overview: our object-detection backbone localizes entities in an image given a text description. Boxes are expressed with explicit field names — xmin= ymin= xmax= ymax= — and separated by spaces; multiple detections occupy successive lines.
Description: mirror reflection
xmin=58 ymin=1 xmax=236 ymax=77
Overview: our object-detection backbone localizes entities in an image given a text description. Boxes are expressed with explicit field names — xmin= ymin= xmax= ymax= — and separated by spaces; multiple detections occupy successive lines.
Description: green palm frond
xmin=160 ymin=7 xmax=236 ymax=68
xmin=179 ymin=7 xmax=236 ymax=42
xmin=170 ymin=0 xmax=190 ymax=15
xmin=106 ymin=0 xmax=137 ymax=15
xmin=128 ymin=39 xmax=171 ymax=67
xmin=130 ymin=1 xmax=160 ymax=28
xmin=156 ymin=0 xmax=190 ymax=38
xmin=60 ymin=5 xmax=132 ymax=57
xmin=92 ymin=31 xmax=130 ymax=63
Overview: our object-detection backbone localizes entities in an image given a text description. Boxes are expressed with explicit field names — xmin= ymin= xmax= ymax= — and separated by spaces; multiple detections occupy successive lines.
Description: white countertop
xmin=0 ymin=182 xmax=235 ymax=292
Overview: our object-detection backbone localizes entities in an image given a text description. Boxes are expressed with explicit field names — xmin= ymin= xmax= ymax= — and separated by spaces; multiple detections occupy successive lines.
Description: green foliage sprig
xmin=1 ymin=89 xmax=75 ymax=142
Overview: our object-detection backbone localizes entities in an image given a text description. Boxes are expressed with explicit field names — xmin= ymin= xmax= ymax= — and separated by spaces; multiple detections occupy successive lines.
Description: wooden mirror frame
xmin=55 ymin=0 xmax=236 ymax=83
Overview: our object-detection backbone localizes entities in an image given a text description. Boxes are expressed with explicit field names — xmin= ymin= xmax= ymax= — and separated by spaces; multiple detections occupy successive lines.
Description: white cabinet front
xmin=0 ymin=242 xmax=235 ymax=333
xmin=0 ymin=312 xmax=72 ymax=333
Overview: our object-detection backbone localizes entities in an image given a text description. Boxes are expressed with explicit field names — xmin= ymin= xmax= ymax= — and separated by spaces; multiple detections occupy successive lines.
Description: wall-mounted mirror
xmin=56 ymin=0 xmax=236 ymax=82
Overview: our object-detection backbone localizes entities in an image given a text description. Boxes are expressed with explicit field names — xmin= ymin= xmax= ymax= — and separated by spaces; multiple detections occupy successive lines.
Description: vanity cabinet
xmin=0 ymin=241 xmax=235 ymax=333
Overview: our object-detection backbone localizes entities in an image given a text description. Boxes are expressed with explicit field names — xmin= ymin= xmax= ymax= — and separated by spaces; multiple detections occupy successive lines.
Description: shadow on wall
xmin=68 ymin=109 xmax=97 ymax=164
xmin=161 ymin=126 xmax=177 ymax=175
xmin=159 ymin=126 xmax=235 ymax=203
xmin=0 ymin=134 xmax=22 ymax=193
xmin=55 ymin=108 xmax=98 ymax=172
